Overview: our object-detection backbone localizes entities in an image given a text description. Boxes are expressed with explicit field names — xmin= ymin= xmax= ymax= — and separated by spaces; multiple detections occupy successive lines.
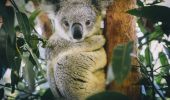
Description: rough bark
xmin=104 ymin=0 xmax=141 ymax=100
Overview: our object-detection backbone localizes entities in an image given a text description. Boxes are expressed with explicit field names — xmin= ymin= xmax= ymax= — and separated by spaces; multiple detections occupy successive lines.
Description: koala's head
xmin=42 ymin=0 xmax=112 ymax=42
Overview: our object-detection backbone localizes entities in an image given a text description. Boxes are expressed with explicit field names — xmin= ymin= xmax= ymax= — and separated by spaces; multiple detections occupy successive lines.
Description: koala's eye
xmin=64 ymin=20 xmax=69 ymax=27
xmin=85 ymin=20 xmax=91 ymax=26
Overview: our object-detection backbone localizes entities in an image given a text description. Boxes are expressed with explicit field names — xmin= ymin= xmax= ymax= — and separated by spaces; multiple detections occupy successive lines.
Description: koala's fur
xmin=42 ymin=0 xmax=112 ymax=99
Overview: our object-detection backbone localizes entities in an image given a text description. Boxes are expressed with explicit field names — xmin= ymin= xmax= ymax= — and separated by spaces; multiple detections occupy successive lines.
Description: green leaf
xmin=159 ymin=52 xmax=170 ymax=74
xmin=29 ymin=10 xmax=41 ymax=27
xmin=144 ymin=47 xmax=153 ymax=67
xmin=139 ymin=54 xmax=145 ymax=63
xmin=11 ymin=69 xmax=19 ymax=93
xmin=87 ymin=91 xmax=130 ymax=100
xmin=127 ymin=5 xmax=170 ymax=23
xmin=16 ymin=12 xmax=31 ymax=40
xmin=112 ymin=42 xmax=133 ymax=84
xmin=139 ymin=25 xmax=164 ymax=46
xmin=149 ymin=25 xmax=163 ymax=40
xmin=10 ymin=52 xmax=21 ymax=93
xmin=137 ymin=0 xmax=144 ymax=7
xmin=24 ymin=43 xmax=45 ymax=78
xmin=22 ymin=52 xmax=35 ymax=92
xmin=0 ymin=88 xmax=4 ymax=100
xmin=0 ymin=28 xmax=8 ymax=67
xmin=155 ymin=75 xmax=162 ymax=83
xmin=29 ymin=35 xmax=39 ymax=50
xmin=159 ymin=52 xmax=169 ymax=66
xmin=3 ymin=6 xmax=15 ymax=44
xmin=163 ymin=46 xmax=170 ymax=59
xmin=41 ymin=88 xmax=55 ymax=100
xmin=0 ymin=0 xmax=6 ymax=16
xmin=137 ymin=19 xmax=147 ymax=34
xmin=0 ymin=6 xmax=16 ymax=69
xmin=28 ymin=35 xmax=40 ymax=58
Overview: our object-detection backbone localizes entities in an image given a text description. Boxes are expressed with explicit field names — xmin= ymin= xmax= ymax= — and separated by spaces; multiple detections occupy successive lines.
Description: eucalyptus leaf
xmin=0 ymin=0 xmax=6 ymax=15
xmin=0 ymin=6 xmax=16 ymax=70
xmin=29 ymin=10 xmax=41 ymax=27
xmin=29 ymin=35 xmax=39 ymax=50
xmin=137 ymin=0 xmax=144 ymax=7
xmin=87 ymin=91 xmax=130 ymax=100
xmin=127 ymin=6 xmax=170 ymax=23
xmin=112 ymin=42 xmax=133 ymax=84
xmin=137 ymin=19 xmax=147 ymax=34
xmin=22 ymin=52 xmax=35 ymax=92
xmin=11 ymin=52 xmax=21 ymax=93
xmin=0 ymin=28 xmax=8 ymax=79
xmin=25 ymin=43 xmax=45 ymax=78
xmin=0 ymin=28 xmax=8 ymax=67
xmin=163 ymin=75 xmax=170 ymax=88
xmin=144 ymin=47 xmax=153 ymax=67
xmin=41 ymin=88 xmax=55 ymax=100
xmin=149 ymin=26 xmax=163 ymax=40
xmin=16 ymin=12 xmax=31 ymax=40
xmin=159 ymin=52 xmax=170 ymax=74
xmin=0 ymin=88 xmax=4 ymax=99
xmin=127 ymin=5 xmax=170 ymax=34
xmin=164 ymin=46 xmax=170 ymax=59
xmin=3 ymin=6 xmax=15 ymax=44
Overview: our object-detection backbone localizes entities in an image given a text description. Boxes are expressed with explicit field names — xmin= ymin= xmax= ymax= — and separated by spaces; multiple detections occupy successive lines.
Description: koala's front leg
xmin=53 ymin=48 xmax=106 ymax=99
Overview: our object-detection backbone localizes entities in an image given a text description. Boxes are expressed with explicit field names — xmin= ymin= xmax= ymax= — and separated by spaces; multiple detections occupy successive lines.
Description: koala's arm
xmin=72 ymin=35 xmax=106 ymax=52
xmin=47 ymin=35 xmax=106 ymax=54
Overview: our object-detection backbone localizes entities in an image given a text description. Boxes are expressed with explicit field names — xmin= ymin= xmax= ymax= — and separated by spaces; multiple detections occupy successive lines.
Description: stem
xmin=137 ymin=59 xmax=166 ymax=100
xmin=145 ymin=37 xmax=155 ymax=99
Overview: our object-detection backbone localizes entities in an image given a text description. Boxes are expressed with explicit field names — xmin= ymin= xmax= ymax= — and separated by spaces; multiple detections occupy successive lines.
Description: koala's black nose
xmin=72 ymin=23 xmax=83 ymax=40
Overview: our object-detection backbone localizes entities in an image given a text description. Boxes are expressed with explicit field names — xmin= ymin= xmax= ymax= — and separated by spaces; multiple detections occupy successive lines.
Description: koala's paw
xmin=88 ymin=35 xmax=106 ymax=45
xmin=85 ymin=35 xmax=106 ymax=50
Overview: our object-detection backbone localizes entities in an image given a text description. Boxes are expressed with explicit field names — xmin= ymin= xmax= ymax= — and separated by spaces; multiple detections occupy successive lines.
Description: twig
xmin=137 ymin=58 xmax=166 ymax=100
xmin=153 ymin=64 xmax=170 ymax=72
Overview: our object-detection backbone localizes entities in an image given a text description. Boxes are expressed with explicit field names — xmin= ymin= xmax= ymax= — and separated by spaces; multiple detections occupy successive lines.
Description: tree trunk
xmin=104 ymin=0 xmax=141 ymax=100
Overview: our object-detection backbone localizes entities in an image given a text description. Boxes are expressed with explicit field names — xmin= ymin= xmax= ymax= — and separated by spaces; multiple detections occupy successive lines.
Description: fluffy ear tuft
xmin=41 ymin=0 xmax=60 ymax=13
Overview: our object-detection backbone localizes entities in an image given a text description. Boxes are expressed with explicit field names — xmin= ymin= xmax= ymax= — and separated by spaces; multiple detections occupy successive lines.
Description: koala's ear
xmin=42 ymin=0 xmax=60 ymax=13
xmin=45 ymin=0 xmax=61 ymax=12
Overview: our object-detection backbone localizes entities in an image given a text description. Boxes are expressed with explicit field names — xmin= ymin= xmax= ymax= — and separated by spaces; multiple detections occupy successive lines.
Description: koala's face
xmin=54 ymin=4 xmax=97 ymax=42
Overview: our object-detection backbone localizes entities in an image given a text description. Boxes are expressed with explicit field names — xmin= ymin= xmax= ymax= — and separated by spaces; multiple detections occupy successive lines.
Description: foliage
xmin=0 ymin=0 xmax=15 ymax=78
xmin=127 ymin=0 xmax=170 ymax=99
xmin=111 ymin=42 xmax=133 ymax=84
xmin=0 ymin=0 xmax=49 ymax=99
xmin=87 ymin=91 xmax=130 ymax=100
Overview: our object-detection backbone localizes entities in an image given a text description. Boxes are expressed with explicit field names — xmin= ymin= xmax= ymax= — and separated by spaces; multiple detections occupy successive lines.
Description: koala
xmin=42 ymin=0 xmax=112 ymax=99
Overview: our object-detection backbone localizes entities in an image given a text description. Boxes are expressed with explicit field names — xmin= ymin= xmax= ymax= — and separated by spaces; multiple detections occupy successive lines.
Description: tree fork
xmin=104 ymin=0 xmax=141 ymax=100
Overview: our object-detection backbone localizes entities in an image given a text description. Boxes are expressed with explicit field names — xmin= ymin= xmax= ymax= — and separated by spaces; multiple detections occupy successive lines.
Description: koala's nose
xmin=72 ymin=23 xmax=83 ymax=40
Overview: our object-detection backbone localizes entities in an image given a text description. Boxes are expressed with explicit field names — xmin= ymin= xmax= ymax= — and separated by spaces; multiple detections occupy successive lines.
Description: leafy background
xmin=0 ymin=0 xmax=170 ymax=100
